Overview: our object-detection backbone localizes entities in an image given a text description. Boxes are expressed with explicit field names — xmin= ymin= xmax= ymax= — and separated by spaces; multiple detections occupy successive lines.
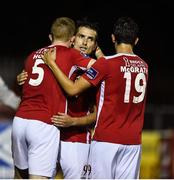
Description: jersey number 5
xmin=29 ymin=59 xmax=44 ymax=86
xmin=124 ymin=72 xmax=147 ymax=103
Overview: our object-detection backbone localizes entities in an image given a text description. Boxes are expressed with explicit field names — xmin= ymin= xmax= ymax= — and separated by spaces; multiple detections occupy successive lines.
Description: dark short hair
xmin=76 ymin=17 xmax=99 ymax=41
xmin=113 ymin=17 xmax=139 ymax=45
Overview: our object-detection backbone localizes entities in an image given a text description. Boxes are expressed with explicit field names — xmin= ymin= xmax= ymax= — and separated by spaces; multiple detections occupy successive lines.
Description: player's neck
xmin=116 ymin=43 xmax=134 ymax=54
xmin=51 ymin=40 xmax=70 ymax=48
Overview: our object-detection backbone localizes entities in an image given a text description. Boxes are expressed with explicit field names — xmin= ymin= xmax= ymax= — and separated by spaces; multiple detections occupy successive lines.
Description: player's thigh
xmin=60 ymin=141 xmax=90 ymax=178
xmin=88 ymin=141 xmax=116 ymax=179
xmin=11 ymin=117 xmax=29 ymax=169
xmin=88 ymin=141 xmax=141 ymax=179
xmin=27 ymin=120 xmax=60 ymax=178
xmin=115 ymin=144 xmax=141 ymax=179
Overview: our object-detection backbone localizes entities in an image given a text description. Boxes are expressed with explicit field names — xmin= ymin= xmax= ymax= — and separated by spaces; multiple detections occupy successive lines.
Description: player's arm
xmin=52 ymin=110 xmax=96 ymax=128
xmin=41 ymin=47 xmax=93 ymax=96
xmin=49 ymin=61 xmax=91 ymax=96
xmin=17 ymin=70 xmax=28 ymax=85
xmin=52 ymin=105 xmax=96 ymax=127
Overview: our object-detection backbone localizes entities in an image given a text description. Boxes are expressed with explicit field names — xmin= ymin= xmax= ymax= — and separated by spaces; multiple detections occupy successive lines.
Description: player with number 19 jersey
xmin=16 ymin=45 xmax=91 ymax=124
xmin=82 ymin=53 xmax=148 ymax=145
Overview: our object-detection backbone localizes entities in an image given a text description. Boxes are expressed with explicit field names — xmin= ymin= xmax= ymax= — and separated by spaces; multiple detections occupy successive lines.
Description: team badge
xmin=86 ymin=67 xmax=98 ymax=79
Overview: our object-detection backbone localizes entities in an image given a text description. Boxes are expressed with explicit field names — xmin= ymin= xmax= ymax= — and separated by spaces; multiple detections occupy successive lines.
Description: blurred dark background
xmin=0 ymin=2 xmax=174 ymax=178
xmin=0 ymin=1 xmax=173 ymax=125
xmin=0 ymin=1 xmax=173 ymax=104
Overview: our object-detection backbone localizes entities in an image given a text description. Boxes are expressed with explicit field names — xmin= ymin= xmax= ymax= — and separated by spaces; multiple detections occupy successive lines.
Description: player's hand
xmin=17 ymin=70 xmax=28 ymax=85
xmin=95 ymin=46 xmax=104 ymax=59
xmin=41 ymin=47 xmax=56 ymax=67
xmin=51 ymin=112 xmax=75 ymax=127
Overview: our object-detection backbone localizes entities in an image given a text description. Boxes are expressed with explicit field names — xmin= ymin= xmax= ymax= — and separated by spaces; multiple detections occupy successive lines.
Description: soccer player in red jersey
xmin=53 ymin=20 xmax=103 ymax=179
xmin=42 ymin=16 xmax=148 ymax=179
xmin=11 ymin=17 xmax=94 ymax=179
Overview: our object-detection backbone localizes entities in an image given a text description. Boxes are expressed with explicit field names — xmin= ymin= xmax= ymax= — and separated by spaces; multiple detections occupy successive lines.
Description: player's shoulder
xmin=70 ymin=48 xmax=90 ymax=59
xmin=32 ymin=47 xmax=46 ymax=59
xmin=136 ymin=55 xmax=149 ymax=67
xmin=55 ymin=46 xmax=79 ymax=55
xmin=26 ymin=50 xmax=37 ymax=61
xmin=69 ymin=47 xmax=80 ymax=54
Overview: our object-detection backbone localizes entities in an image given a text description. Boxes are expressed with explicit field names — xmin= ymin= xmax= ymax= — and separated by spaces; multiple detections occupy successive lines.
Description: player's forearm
xmin=48 ymin=61 xmax=79 ymax=96
xmin=48 ymin=61 xmax=92 ymax=96
xmin=72 ymin=112 xmax=96 ymax=126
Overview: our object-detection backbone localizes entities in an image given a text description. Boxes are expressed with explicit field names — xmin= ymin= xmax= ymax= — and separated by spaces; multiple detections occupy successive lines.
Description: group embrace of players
xmin=12 ymin=16 xmax=148 ymax=179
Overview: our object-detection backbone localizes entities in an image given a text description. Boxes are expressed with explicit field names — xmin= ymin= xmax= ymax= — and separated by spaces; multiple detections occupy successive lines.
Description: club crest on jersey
xmin=86 ymin=67 xmax=98 ymax=79
xmin=80 ymin=52 xmax=89 ymax=58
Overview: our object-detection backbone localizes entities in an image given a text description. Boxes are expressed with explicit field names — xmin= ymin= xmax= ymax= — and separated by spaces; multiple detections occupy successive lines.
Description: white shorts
xmin=11 ymin=116 xmax=60 ymax=177
xmin=60 ymin=141 xmax=90 ymax=179
xmin=87 ymin=141 xmax=141 ymax=179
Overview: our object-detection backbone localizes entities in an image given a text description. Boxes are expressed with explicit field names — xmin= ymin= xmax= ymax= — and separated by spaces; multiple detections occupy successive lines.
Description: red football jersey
xmin=61 ymin=68 xmax=96 ymax=143
xmin=16 ymin=45 xmax=91 ymax=124
xmin=82 ymin=53 xmax=148 ymax=145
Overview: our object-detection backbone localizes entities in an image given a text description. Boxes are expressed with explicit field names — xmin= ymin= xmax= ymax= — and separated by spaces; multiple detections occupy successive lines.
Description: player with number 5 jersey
xmin=11 ymin=17 xmax=94 ymax=179
xmin=15 ymin=45 xmax=91 ymax=124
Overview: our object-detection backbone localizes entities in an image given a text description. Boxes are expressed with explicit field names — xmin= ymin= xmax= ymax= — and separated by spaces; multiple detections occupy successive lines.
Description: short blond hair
xmin=50 ymin=17 xmax=76 ymax=42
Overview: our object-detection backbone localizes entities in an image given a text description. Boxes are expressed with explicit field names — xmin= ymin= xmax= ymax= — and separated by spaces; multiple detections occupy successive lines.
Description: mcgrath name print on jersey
xmin=121 ymin=57 xmax=148 ymax=104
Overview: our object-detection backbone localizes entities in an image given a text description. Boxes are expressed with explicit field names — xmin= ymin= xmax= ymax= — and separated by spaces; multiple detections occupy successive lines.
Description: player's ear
xmin=70 ymin=36 xmax=75 ymax=43
xmin=111 ymin=34 xmax=116 ymax=43
xmin=135 ymin=37 xmax=139 ymax=45
xmin=49 ymin=34 xmax=53 ymax=42
xmin=70 ymin=36 xmax=75 ymax=47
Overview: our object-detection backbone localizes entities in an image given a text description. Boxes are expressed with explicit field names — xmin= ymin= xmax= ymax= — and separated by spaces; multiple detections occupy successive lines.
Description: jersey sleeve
xmin=70 ymin=48 xmax=92 ymax=69
xmin=82 ymin=58 xmax=107 ymax=86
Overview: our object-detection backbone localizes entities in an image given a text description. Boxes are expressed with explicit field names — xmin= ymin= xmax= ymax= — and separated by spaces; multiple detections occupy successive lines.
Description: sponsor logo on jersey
xmin=86 ymin=67 xmax=98 ymax=79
